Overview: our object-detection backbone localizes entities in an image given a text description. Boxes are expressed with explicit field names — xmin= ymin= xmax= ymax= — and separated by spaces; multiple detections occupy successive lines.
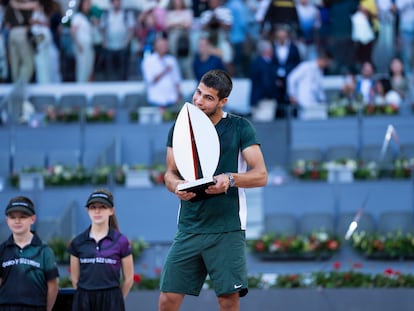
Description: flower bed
xmin=248 ymin=231 xmax=341 ymax=261
xmin=292 ymin=158 xmax=413 ymax=181
xmin=59 ymin=268 xmax=414 ymax=290
xmin=9 ymin=164 xmax=166 ymax=188
xmin=351 ymin=231 xmax=414 ymax=260
xmin=328 ymin=96 xmax=399 ymax=117
xmin=363 ymin=104 xmax=399 ymax=116
xmin=129 ymin=108 xmax=179 ymax=123
xmin=44 ymin=105 xmax=115 ymax=123
xmin=85 ymin=106 xmax=115 ymax=123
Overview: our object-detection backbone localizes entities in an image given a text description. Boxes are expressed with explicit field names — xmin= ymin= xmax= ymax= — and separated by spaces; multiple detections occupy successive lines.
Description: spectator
xmin=199 ymin=0 xmax=234 ymax=72
xmin=225 ymin=0 xmax=251 ymax=77
xmin=136 ymin=4 xmax=161 ymax=59
xmin=296 ymin=0 xmax=320 ymax=61
xmin=351 ymin=0 xmax=378 ymax=67
xmin=255 ymin=0 xmax=299 ymax=37
xmin=100 ymin=0 xmax=135 ymax=81
xmin=28 ymin=0 xmax=61 ymax=83
xmin=89 ymin=3 xmax=104 ymax=80
xmin=328 ymin=0 xmax=359 ymax=74
xmin=192 ymin=34 xmax=226 ymax=82
xmin=249 ymin=39 xmax=278 ymax=121
xmin=287 ymin=49 xmax=332 ymax=119
xmin=151 ymin=0 xmax=168 ymax=32
xmin=354 ymin=60 xmax=377 ymax=105
xmin=49 ymin=0 xmax=63 ymax=51
xmin=373 ymin=77 xmax=402 ymax=107
xmin=3 ymin=0 xmax=35 ymax=83
xmin=0 ymin=2 xmax=8 ymax=82
xmin=165 ymin=0 xmax=193 ymax=79
xmin=271 ymin=24 xmax=301 ymax=118
xmin=70 ymin=0 xmax=95 ymax=82
xmin=388 ymin=56 xmax=409 ymax=100
xmin=315 ymin=0 xmax=331 ymax=54
xmin=373 ymin=0 xmax=397 ymax=73
xmin=141 ymin=34 xmax=182 ymax=108
xmin=395 ymin=0 xmax=414 ymax=73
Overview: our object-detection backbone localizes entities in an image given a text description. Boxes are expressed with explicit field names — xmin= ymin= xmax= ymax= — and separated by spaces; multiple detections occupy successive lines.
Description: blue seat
xmin=13 ymin=150 xmax=46 ymax=173
xmin=263 ymin=213 xmax=298 ymax=236
xmin=378 ymin=211 xmax=414 ymax=234
xmin=299 ymin=212 xmax=335 ymax=235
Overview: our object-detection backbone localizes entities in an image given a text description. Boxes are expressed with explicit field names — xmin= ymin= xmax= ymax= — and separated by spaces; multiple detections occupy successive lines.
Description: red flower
xmin=107 ymin=108 xmax=115 ymax=117
xmin=133 ymin=274 xmax=141 ymax=283
xmin=366 ymin=105 xmax=375 ymax=114
xmin=154 ymin=267 xmax=162 ymax=276
xmin=273 ymin=240 xmax=282 ymax=247
xmin=255 ymin=241 xmax=265 ymax=252
xmin=373 ymin=240 xmax=385 ymax=251
xmin=384 ymin=268 xmax=394 ymax=276
xmin=333 ymin=261 xmax=341 ymax=270
xmin=310 ymin=171 xmax=320 ymax=179
xmin=327 ymin=240 xmax=339 ymax=250
xmin=352 ymin=262 xmax=362 ymax=269
xmin=288 ymin=274 xmax=298 ymax=281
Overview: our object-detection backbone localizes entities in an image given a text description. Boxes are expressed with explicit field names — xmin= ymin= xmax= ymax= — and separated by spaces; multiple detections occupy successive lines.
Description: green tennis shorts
xmin=160 ymin=230 xmax=248 ymax=297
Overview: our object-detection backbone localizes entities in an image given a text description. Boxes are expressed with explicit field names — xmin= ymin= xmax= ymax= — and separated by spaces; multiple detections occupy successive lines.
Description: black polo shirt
xmin=68 ymin=227 xmax=132 ymax=290
xmin=0 ymin=233 xmax=59 ymax=307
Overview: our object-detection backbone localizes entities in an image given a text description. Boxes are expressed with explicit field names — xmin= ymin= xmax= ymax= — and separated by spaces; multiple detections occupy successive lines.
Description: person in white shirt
xmin=101 ymin=0 xmax=135 ymax=81
xmin=287 ymin=49 xmax=332 ymax=119
xmin=141 ymin=34 xmax=182 ymax=108
xmin=30 ymin=0 xmax=61 ymax=83
xmin=71 ymin=0 xmax=94 ymax=82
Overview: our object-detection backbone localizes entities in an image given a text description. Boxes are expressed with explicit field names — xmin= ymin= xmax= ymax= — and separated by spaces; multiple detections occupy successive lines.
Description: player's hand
xmin=205 ymin=174 xmax=229 ymax=195
xmin=174 ymin=180 xmax=196 ymax=201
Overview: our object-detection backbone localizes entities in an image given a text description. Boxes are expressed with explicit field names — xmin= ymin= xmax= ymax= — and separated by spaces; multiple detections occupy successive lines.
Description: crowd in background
xmin=0 ymin=0 xmax=412 ymax=119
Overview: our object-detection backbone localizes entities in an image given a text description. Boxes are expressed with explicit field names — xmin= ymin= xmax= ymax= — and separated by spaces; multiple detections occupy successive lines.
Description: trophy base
xmin=177 ymin=177 xmax=222 ymax=202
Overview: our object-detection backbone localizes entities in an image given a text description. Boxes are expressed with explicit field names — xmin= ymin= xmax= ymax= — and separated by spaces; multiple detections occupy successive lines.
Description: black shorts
xmin=0 ymin=306 xmax=45 ymax=311
xmin=72 ymin=287 xmax=125 ymax=311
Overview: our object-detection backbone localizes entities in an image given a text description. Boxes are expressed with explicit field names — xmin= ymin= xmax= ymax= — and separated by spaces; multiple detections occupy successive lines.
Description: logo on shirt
xmin=79 ymin=257 xmax=117 ymax=265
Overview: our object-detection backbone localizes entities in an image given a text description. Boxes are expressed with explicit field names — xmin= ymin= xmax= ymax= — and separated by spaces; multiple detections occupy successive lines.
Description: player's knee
xmin=158 ymin=292 xmax=183 ymax=311
xmin=218 ymin=292 xmax=240 ymax=311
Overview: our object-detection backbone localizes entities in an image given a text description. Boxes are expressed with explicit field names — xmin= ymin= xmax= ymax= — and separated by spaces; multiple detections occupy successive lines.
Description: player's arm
xmin=164 ymin=147 xmax=196 ymax=201
xmin=164 ymin=146 xmax=182 ymax=193
xmin=231 ymin=144 xmax=268 ymax=188
xmin=46 ymin=278 xmax=59 ymax=311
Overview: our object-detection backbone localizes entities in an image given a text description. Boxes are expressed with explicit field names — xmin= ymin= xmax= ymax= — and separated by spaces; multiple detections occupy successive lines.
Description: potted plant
xmin=48 ymin=237 xmax=70 ymax=264
xmin=248 ymin=230 xmax=341 ymax=260
xmin=351 ymin=230 xmax=414 ymax=259
xmin=130 ymin=238 xmax=148 ymax=261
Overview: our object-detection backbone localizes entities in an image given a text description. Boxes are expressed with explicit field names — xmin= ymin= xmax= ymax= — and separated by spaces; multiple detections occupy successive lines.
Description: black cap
xmin=86 ymin=191 xmax=113 ymax=207
xmin=6 ymin=199 xmax=35 ymax=216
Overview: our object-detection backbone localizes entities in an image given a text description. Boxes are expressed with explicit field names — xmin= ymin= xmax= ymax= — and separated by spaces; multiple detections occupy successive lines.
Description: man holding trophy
xmin=158 ymin=69 xmax=268 ymax=311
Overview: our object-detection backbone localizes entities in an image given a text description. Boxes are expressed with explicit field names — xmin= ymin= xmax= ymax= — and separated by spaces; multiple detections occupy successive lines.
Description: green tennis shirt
xmin=167 ymin=112 xmax=260 ymax=234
